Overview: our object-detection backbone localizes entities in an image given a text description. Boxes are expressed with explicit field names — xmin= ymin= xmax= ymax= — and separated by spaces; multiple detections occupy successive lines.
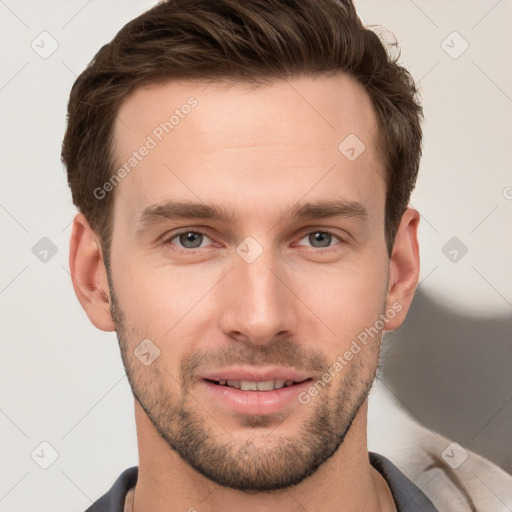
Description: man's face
xmin=108 ymin=74 xmax=390 ymax=491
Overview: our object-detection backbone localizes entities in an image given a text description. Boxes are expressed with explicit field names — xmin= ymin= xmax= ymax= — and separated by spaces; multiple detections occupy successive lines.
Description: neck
xmin=132 ymin=400 xmax=396 ymax=512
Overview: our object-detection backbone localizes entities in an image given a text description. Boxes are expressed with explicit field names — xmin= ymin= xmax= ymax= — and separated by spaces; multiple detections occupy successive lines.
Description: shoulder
xmin=368 ymin=382 xmax=512 ymax=511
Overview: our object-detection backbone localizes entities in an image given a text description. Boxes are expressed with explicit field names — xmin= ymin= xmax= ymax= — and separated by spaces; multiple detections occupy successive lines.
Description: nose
xmin=217 ymin=244 xmax=299 ymax=346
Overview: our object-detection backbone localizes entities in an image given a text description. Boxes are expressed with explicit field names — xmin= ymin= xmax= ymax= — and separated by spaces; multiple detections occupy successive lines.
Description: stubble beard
xmin=108 ymin=277 xmax=380 ymax=492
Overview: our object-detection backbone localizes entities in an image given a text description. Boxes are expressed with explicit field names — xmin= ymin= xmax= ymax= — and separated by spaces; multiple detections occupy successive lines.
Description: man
xmin=62 ymin=0 xmax=436 ymax=510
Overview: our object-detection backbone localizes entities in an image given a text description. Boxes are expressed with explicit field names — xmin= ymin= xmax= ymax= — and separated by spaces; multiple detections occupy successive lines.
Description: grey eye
xmin=308 ymin=232 xmax=332 ymax=248
xmin=177 ymin=232 xmax=205 ymax=248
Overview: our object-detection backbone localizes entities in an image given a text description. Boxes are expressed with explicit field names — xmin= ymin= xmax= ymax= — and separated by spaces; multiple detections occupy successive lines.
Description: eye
xmin=296 ymin=231 xmax=342 ymax=248
xmin=167 ymin=230 xmax=212 ymax=249
xmin=163 ymin=229 xmax=343 ymax=251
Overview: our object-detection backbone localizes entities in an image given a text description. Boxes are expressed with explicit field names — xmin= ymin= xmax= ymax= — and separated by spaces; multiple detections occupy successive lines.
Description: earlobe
xmin=384 ymin=207 xmax=420 ymax=331
xmin=69 ymin=213 xmax=115 ymax=332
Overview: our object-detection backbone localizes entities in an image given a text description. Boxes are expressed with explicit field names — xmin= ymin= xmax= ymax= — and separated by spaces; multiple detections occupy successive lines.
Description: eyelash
xmin=163 ymin=228 xmax=345 ymax=251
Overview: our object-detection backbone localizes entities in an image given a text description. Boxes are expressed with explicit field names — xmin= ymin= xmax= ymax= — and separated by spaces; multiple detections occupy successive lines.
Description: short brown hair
xmin=61 ymin=0 xmax=422 ymax=259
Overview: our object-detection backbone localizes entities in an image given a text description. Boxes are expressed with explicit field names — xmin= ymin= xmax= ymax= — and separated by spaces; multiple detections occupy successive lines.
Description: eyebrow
xmin=136 ymin=199 xmax=368 ymax=231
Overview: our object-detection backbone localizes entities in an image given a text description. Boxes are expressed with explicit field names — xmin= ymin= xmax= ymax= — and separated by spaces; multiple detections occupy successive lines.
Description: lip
xmin=200 ymin=366 xmax=312 ymax=383
xmin=198 ymin=366 xmax=313 ymax=416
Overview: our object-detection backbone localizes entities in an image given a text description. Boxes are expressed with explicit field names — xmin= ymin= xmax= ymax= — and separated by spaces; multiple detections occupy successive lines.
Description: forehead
xmin=110 ymin=74 xmax=385 ymax=229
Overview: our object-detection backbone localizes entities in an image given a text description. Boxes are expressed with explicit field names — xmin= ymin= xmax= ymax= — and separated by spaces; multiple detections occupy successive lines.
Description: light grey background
xmin=0 ymin=0 xmax=511 ymax=511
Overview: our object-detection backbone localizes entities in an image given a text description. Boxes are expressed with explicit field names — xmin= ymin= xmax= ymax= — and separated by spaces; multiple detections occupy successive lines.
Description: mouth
xmin=199 ymin=369 xmax=314 ymax=416
xmin=205 ymin=378 xmax=311 ymax=391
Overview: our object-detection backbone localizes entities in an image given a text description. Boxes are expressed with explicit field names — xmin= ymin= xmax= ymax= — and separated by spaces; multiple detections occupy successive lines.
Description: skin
xmin=69 ymin=73 xmax=420 ymax=512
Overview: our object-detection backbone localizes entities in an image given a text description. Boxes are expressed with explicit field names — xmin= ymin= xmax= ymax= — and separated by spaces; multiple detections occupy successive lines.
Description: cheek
xmin=112 ymin=255 xmax=224 ymax=340
xmin=297 ymin=261 xmax=388 ymax=337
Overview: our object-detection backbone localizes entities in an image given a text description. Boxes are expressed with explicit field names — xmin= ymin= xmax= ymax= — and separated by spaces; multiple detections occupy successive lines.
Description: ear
xmin=69 ymin=213 xmax=115 ymax=332
xmin=383 ymin=207 xmax=420 ymax=331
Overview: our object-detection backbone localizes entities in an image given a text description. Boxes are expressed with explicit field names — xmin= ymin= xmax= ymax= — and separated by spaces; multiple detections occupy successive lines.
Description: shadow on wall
xmin=380 ymin=289 xmax=512 ymax=474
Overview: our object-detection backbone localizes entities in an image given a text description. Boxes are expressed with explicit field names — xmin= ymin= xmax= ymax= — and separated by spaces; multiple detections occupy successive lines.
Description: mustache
xmin=180 ymin=340 xmax=329 ymax=384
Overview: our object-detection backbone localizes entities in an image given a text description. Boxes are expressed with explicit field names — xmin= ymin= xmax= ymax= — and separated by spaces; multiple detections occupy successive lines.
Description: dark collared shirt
xmin=84 ymin=452 xmax=438 ymax=511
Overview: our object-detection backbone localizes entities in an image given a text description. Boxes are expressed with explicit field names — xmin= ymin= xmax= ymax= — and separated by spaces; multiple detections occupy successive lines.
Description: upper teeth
xmin=217 ymin=379 xmax=296 ymax=391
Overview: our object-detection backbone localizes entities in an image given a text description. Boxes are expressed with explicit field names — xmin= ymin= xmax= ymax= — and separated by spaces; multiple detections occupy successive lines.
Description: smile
xmin=208 ymin=378 xmax=310 ymax=391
